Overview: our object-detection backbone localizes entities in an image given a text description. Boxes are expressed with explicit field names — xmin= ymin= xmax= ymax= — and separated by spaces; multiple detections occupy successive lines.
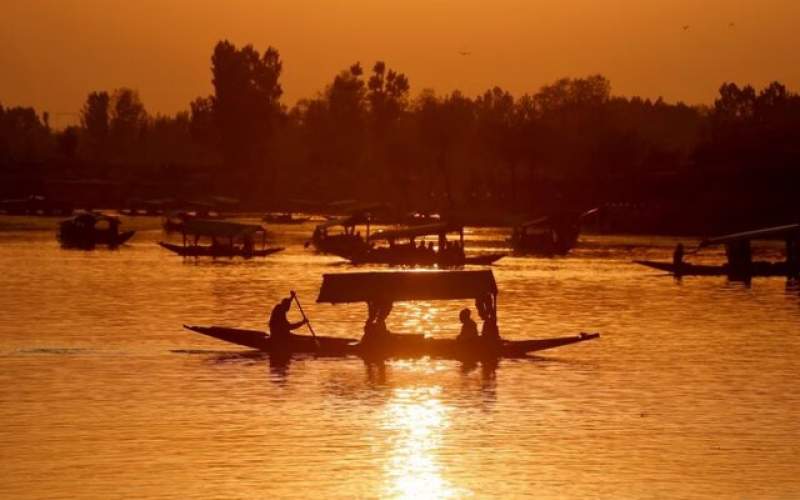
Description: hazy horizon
xmin=3 ymin=0 xmax=799 ymax=127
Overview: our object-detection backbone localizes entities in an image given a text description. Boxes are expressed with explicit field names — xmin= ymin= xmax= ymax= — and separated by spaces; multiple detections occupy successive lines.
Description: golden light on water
xmin=398 ymin=301 xmax=439 ymax=334
xmin=382 ymin=386 xmax=462 ymax=499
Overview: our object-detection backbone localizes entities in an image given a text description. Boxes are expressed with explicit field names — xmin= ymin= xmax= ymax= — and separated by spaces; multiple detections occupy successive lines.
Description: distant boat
xmin=509 ymin=208 xmax=598 ymax=256
xmin=401 ymin=211 xmax=441 ymax=226
xmin=1 ymin=195 xmax=73 ymax=216
xmin=262 ymin=212 xmax=311 ymax=224
xmin=349 ymin=222 xmax=505 ymax=267
xmin=635 ymin=223 xmax=800 ymax=279
xmin=634 ymin=259 xmax=791 ymax=277
xmin=159 ymin=219 xmax=283 ymax=258
xmin=308 ymin=211 xmax=372 ymax=256
xmin=58 ymin=211 xmax=134 ymax=249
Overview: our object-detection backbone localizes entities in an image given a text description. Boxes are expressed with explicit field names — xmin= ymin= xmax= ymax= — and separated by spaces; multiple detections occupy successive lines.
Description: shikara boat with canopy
xmin=58 ymin=211 xmax=135 ymax=248
xmin=635 ymin=223 xmax=800 ymax=278
xmin=184 ymin=270 xmax=599 ymax=359
xmin=158 ymin=220 xmax=284 ymax=258
xmin=509 ymin=208 xmax=599 ymax=256
xmin=347 ymin=223 xmax=506 ymax=267
xmin=307 ymin=211 xmax=371 ymax=256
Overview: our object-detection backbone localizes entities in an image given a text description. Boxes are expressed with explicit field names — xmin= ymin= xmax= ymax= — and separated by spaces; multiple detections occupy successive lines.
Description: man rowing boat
xmin=268 ymin=295 xmax=308 ymax=343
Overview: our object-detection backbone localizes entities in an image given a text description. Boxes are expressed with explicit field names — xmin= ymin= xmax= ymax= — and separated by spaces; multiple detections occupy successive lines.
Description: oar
xmin=290 ymin=290 xmax=320 ymax=348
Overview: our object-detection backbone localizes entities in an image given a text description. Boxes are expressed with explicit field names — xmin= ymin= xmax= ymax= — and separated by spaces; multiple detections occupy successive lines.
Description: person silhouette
xmin=268 ymin=295 xmax=307 ymax=344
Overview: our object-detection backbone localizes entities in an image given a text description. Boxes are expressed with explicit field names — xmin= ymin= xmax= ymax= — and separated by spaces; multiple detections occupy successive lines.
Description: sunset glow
xmin=3 ymin=0 xmax=799 ymax=124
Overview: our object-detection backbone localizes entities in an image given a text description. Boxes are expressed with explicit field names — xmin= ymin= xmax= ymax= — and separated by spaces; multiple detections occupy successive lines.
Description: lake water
xmin=1 ymin=217 xmax=798 ymax=499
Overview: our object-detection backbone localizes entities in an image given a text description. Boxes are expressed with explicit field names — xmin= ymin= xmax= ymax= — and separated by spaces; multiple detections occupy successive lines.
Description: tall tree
xmin=210 ymin=40 xmax=283 ymax=185
xmin=367 ymin=61 xmax=410 ymax=136
xmin=80 ymin=91 xmax=110 ymax=160
xmin=109 ymin=88 xmax=147 ymax=159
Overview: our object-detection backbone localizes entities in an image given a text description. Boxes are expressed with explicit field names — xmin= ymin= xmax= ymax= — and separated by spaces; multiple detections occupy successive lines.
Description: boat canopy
xmin=317 ymin=270 xmax=497 ymax=304
xmin=182 ymin=219 xmax=265 ymax=238
xmin=70 ymin=211 xmax=120 ymax=224
xmin=369 ymin=222 xmax=462 ymax=242
xmin=316 ymin=212 xmax=370 ymax=230
xmin=327 ymin=200 xmax=387 ymax=212
xmin=518 ymin=216 xmax=550 ymax=229
xmin=581 ymin=207 xmax=600 ymax=219
xmin=699 ymin=224 xmax=800 ymax=247
xmin=517 ymin=208 xmax=598 ymax=229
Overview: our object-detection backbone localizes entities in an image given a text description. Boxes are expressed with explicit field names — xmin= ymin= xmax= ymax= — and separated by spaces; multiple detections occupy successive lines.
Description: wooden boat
xmin=509 ymin=208 xmax=598 ymax=256
xmin=184 ymin=325 xmax=355 ymax=354
xmin=262 ymin=212 xmax=311 ymax=224
xmin=58 ymin=212 xmax=135 ymax=248
xmin=184 ymin=324 xmax=598 ymax=359
xmin=160 ymin=242 xmax=283 ymax=258
xmin=635 ymin=259 xmax=791 ymax=277
xmin=159 ymin=220 xmax=283 ymax=258
xmin=347 ymin=222 xmax=505 ymax=267
xmin=184 ymin=271 xmax=600 ymax=359
xmin=1 ymin=195 xmax=73 ymax=216
xmin=634 ymin=223 xmax=800 ymax=278
xmin=634 ymin=260 xmax=730 ymax=276
xmin=308 ymin=212 xmax=371 ymax=256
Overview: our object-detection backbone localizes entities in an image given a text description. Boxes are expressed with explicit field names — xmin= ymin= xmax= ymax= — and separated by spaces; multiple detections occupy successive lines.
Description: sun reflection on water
xmin=382 ymin=386 xmax=464 ymax=499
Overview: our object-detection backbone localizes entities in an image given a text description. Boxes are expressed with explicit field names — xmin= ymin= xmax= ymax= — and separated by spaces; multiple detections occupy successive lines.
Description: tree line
xmin=2 ymin=40 xmax=798 ymax=231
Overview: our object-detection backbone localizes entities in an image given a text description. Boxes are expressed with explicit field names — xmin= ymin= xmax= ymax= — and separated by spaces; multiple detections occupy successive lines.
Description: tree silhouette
xmin=80 ymin=91 xmax=110 ymax=160
xmin=109 ymin=88 xmax=147 ymax=160
xmin=210 ymin=40 xmax=283 ymax=188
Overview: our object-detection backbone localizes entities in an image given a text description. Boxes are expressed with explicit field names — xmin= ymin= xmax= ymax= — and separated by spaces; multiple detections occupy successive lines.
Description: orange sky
xmin=2 ymin=0 xmax=798 ymax=127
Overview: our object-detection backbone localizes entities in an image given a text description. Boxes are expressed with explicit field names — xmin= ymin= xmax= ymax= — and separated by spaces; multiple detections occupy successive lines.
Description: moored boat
xmin=58 ymin=211 xmax=135 ymax=248
xmin=307 ymin=212 xmax=371 ymax=256
xmin=348 ymin=223 xmax=505 ymax=267
xmin=262 ymin=212 xmax=311 ymax=224
xmin=1 ymin=195 xmax=73 ymax=216
xmin=509 ymin=208 xmax=598 ymax=256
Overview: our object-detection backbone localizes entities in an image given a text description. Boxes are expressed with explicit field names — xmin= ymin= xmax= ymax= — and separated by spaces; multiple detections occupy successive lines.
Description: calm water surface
xmin=1 ymin=217 xmax=798 ymax=499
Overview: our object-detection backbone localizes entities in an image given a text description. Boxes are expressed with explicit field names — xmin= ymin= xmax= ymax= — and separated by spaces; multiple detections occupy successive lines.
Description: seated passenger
xmin=361 ymin=300 xmax=392 ymax=344
xmin=456 ymin=308 xmax=479 ymax=342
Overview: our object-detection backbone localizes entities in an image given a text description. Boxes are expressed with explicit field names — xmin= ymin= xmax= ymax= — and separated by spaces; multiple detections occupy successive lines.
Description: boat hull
xmin=310 ymin=234 xmax=370 ymax=256
xmin=184 ymin=325 xmax=355 ymax=353
xmin=510 ymin=233 xmax=576 ymax=256
xmin=634 ymin=259 xmax=791 ymax=277
xmin=263 ymin=215 xmax=311 ymax=224
xmin=159 ymin=242 xmax=284 ymax=258
xmin=184 ymin=324 xmax=599 ymax=359
xmin=59 ymin=229 xmax=135 ymax=248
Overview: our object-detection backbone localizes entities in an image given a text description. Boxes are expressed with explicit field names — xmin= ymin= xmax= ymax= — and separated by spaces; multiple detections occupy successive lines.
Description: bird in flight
xmin=728 ymin=22 xmax=735 ymax=28
xmin=682 ymin=25 xmax=690 ymax=31
xmin=458 ymin=51 xmax=472 ymax=56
